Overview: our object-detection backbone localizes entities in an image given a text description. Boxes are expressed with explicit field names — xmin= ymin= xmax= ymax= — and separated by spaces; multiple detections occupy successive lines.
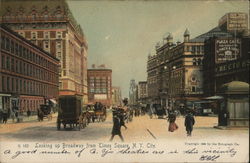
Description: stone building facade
xmin=87 ymin=65 xmax=112 ymax=107
xmin=0 ymin=0 xmax=88 ymax=103
xmin=0 ymin=25 xmax=59 ymax=114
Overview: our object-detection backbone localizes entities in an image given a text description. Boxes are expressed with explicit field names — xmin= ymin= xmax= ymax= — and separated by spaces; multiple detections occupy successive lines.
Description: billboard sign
xmin=227 ymin=13 xmax=248 ymax=31
xmin=215 ymin=38 xmax=241 ymax=63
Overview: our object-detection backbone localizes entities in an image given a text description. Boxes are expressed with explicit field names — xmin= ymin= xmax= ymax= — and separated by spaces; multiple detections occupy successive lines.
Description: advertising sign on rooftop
xmin=215 ymin=38 xmax=241 ymax=63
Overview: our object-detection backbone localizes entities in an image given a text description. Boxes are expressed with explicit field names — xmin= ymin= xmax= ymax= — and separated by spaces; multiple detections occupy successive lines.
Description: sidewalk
xmin=1 ymin=113 xmax=58 ymax=124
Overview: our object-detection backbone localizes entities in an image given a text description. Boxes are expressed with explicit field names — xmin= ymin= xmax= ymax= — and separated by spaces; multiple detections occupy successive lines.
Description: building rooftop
xmin=0 ymin=24 xmax=59 ymax=61
xmin=0 ymin=0 xmax=84 ymax=37
xmin=190 ymin=26 xmax=233 ymax=42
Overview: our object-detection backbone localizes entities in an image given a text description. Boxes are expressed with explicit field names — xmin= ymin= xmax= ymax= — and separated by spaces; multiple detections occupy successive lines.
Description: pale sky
xmin=67 ymin=0 xmax=249 ymax=98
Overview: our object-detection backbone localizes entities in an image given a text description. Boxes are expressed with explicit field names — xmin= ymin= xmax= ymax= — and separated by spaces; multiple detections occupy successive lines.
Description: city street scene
xmin=0 ymin=0 xmax=249 ymax=162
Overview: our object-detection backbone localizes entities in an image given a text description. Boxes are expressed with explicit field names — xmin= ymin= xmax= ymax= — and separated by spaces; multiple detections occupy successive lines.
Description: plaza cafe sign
xmin=215 ymin=38 xmax=241 ymax=63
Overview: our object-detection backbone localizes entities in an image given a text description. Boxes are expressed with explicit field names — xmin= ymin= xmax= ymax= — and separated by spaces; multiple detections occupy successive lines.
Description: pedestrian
xmin=185 ymin=112 xmax=195 ymax=136
xmin=0 ymin=109 xmax=3 ymax=123
xmin=2 ymin=109 xmax=8 ymax=124
xmin=118 ymin=109 xmax=127 ymax=129
xmin=168 ymin=111 xmax=178 ymax=132
xmin=110 ymin=114 xmax=124 ymax=142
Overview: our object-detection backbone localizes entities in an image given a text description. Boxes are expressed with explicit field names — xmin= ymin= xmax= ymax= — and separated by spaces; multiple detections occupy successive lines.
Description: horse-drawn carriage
xmin=38 ymin=104 xmax=52 ymax=121
xmin=93 ymin=102 xmax=107 ymax=122
xmin=57 ymin=95 xmax=87 ymax=130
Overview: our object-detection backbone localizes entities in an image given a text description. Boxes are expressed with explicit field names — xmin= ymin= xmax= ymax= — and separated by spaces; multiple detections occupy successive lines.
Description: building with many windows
xmin=129 ymin=79 xmax=138 ymax=105
xmin=87 ymin=65 xmax=112 ymax=106
xmin=0 ymin=25 xmax=59 ymax=114
xmin=112 ymin=87 xmax=122 ymax=106
xmin=137 ymin=81 xmax=147 ymax=104
xmin=0 ymin=0 xmax=88 ymax=103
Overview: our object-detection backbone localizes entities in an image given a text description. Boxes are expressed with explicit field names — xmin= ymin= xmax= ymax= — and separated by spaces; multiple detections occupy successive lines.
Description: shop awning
xmin=49 ymin=99 xmax=57 ymax=104
xmin=203 ymin=96 xmax=224 ymax=100
xmin=193 ymin=100 xmax=214 ymax=104
xmin=0 ymin=94 xmax=11 ymax=97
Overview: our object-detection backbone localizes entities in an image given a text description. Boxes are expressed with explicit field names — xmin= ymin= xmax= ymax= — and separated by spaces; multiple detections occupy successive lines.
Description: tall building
xmin=137 ymin=81 xmax=147 ymax=104
xmin=0 ymin=0 xmax=88 ymax=103
xmin=112 ymin=87 xmax=122 ymax=106
xmin=129 ymin=79 xmax=138 ymax=105
xmin=87 ymin=65 xmax=112 ymax=106
xmin=0 ymin=25 xmax=59 ymax=113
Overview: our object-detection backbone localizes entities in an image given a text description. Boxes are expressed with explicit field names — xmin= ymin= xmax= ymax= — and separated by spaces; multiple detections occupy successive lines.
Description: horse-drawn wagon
xmin=57 ymin=95 xmax=86 ymax=130
xmin=93 ymin=102 xmax=107 ymax=122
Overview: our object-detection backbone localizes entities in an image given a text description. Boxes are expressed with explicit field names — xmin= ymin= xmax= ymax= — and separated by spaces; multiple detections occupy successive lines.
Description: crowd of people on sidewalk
xmin=0 ymin=108 xmax=35 ymax=124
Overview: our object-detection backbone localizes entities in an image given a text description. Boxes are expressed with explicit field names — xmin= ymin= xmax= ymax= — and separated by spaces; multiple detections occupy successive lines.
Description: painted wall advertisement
xmin=215 ymin=38 xmax=241 ymax=63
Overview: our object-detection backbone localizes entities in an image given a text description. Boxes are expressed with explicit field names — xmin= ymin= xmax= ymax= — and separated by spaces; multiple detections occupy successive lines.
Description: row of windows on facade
xmin=1 ymin=75 xmax=57 ymax=97
xmin=3 ymin=12 xmax=64 ymax=21
xmin=18 ymin=31 xmax=63 ymax=40
xmin=162 ymin=45 xmax=204 ymax=56
xmin=1 ymin=35 xmax=58 ymax=72
xmin=19 ymin=99 xmax=44 ymax=112
xmin=1 ymin=54 xmax=57 ymax=84
xmin=89 ymin=76 xmax=111 ymax=80
xmin=28 ymin=40 xmax=63 ymax=61
xmin=89 ymin=88 xmax=111 ymax=94
xmin=150 ymin=45 xmax=204 ymax=60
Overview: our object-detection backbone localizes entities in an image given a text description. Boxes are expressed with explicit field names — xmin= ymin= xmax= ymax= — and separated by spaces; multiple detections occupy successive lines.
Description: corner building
xmin=0 ymin=0 xmax=88 ymax=103
xmin=0 ymin=25 xmax=59 ymax=113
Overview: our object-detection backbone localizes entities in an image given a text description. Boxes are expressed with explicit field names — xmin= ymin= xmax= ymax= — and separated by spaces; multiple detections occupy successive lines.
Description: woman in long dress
xmin=168 ymin=112 xmax=178 ymax=132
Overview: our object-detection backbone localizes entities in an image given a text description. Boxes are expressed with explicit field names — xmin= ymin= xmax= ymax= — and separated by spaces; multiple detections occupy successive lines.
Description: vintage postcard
xmin=0 ymin=0 xmax=249 ymax=162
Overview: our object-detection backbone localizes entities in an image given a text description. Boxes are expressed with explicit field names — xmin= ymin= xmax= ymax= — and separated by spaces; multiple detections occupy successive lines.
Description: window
xmin=56 ymin=31 xmax=62 ymax=39
xmin=59 ymin=82 xmax=62 ymax=89
xmin=1 ymin=55 xmax=5 ymax=69
xmin=23 ymin=47 xmax=26 ymax=59
xmin=7 ymin=77 xmax=10 ymax=91
xmin=198 ymin=58 xmax=202 ymax=65
xmin=16 ymin=79 xmax=19 ymax=92
xmin=1 ymin=36 xmax=5 ymax=49
xmin=11 ymin=58 xmax=14 ymax=71
xmin=11 ymin=78 xmax=14 ymax=92
xmin=19 ymin=45 xmax=23 ymax=57
xmin=15 ymin=43 xmax=18 ymax=55
xmin=2 ymin=76 xmax=5 ymax=91
xmin=6 ymin=38 xmax=10 ymax=51
xmin=44 ymin=41 xmax=50 ymax=51
xmin=20 ymin=80 xmax=22 ymax=93
xmin=11 ymin=40 xmax=14 ymax=54
xmin=31 ymin=32 xmax=37 ymax=39
xmin=19 ymin=32 xmax=25 ymax=37
xmin=24 ymin=81 xmax=26 ymax=93
xmin=192 ymin=58 xmax=197 ymax=66
xmin=44 ymin=31 xmax=50 ymax=39
xmin=191 ymin=76 xmax=196 ymax=82
xmin=23 ymin=63 xmax=26 ymax=75
xmin=192 ymin=86 xmax=196 ymax=92
xmin=6 ymin=57 xmax=10 ymax=70
xmin=56 ymin=41 xmax=61 ymax=49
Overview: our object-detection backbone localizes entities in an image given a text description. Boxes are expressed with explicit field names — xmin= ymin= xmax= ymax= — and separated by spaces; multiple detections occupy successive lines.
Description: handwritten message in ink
xmin=1 ymin=141 xmax=243 ymax=162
